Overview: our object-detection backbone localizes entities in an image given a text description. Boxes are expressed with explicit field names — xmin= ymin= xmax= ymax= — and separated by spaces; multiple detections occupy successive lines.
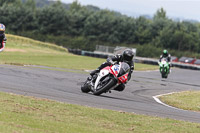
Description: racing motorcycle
xmin=158 ymin=58 xmax=170 ymax=78
xmin=81 ymin=62 xmax=130 ymax=96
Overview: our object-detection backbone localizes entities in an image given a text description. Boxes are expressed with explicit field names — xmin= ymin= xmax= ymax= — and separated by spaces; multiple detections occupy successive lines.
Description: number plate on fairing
xmin=111 ymin=64 xmax=120 ymax=76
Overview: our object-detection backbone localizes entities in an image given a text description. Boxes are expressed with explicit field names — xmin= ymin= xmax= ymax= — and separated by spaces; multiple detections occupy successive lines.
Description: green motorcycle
xmin=159 ymin=58 xmax=170 ymax=78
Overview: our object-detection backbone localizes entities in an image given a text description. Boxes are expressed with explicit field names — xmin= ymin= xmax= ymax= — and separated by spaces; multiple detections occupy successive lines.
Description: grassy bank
xmin=0 ymin=92 xmax=200 ymax=133
xmin=0 ymin=34 xmax=158 ymax=71
xmin=159 ymin=91 xmax=200 ymax=112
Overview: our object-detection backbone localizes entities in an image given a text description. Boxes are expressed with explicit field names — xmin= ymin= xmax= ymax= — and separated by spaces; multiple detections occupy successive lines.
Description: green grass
xmin=1 ymin=34 xmax=105 ymax=70
xmin=0 ymin=92 xmax=200 ymax=133
xmin=0 ymin=34 xmax=158 ymax=71
xmin=135 ymin=63 xmax=158 ymax=71
xmin=159 ymin=91 xmax=200 ymax=112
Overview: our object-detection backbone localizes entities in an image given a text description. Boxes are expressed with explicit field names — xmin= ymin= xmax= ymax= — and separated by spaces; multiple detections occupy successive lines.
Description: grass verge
xmin=0 ymin=92 xmax=200 ymax=133
xmin=159 ymin=91 xmax=200 ymax=112
xmin=0 ymin=34 xmax=158 ymax=71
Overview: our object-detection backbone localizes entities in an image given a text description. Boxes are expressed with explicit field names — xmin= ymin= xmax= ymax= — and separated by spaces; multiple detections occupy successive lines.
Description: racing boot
xmin=90 ymin=69 xmax=99 ymax=84
xmin=90 ymin=69 xmax=100 ymax=76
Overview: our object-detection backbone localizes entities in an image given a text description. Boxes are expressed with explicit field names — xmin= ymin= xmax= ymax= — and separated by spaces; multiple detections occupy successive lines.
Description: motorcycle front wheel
xmin=161 ymin=73 xmax=168 ymax=78
xmin=81 ymin=79 xmax=91 ymax=93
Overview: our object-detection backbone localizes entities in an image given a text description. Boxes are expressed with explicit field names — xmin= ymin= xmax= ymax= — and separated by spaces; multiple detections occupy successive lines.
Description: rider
xmin=0 ymin=23 xmax=6 ymax=52
xmin=90 ymin=49 xmax=135 ymax=91
xmin=159 ymin=49 xmax=171 ymax=72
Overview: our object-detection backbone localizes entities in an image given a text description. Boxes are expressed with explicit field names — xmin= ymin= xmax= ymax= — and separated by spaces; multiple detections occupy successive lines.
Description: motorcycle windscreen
xmin=117 ymin=62 xmax=130 ymax=77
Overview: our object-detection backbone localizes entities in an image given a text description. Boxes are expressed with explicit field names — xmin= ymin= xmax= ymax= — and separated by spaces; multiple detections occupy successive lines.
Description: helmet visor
xmin=123 ymin=54 xmax=133 ymax=61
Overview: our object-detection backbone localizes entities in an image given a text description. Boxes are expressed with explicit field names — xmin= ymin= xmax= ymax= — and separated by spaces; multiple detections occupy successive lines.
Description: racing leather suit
xmin=91 ymin=54 xmax=134 ymax=91
xmin=0 ymin=34 xmax=6 ymax=52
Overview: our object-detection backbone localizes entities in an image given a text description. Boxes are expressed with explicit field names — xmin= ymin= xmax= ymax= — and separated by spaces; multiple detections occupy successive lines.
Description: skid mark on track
xmin=135 ymin=76 xmax=200 ymax=88
xmin=161 ymin=80 xmax=200 ymax=88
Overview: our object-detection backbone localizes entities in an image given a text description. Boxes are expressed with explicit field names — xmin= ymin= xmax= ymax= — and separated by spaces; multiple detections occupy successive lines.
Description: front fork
xmin=87 ymin=75 xmax=97 ymax=92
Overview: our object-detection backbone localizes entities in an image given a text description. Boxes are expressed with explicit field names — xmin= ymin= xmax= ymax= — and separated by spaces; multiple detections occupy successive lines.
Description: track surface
xmin=0 ymin=64 xmax=200 ymax=123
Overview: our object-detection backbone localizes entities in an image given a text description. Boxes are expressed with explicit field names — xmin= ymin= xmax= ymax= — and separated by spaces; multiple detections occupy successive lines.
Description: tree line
xmin=1 ymin=0 xmax=200 ymax=58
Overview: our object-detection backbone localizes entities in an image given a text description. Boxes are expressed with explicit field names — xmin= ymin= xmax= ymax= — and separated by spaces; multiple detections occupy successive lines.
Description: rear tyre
xmin=93 ymin=78 xmax=117 ymax=96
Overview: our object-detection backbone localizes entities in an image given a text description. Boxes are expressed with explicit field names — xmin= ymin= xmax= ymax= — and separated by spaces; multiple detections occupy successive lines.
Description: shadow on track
xmin=84 ymin=92 xmax=141 ymax=102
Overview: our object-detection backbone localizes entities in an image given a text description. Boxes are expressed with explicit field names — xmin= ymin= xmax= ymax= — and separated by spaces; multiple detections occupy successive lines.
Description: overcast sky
xmin=60 ymin=0 xmax=200 ymax=21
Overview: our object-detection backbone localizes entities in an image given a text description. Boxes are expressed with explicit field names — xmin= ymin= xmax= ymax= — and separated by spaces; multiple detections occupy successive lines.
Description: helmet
xmin=0 ymin=23 xmax=5 ymax=36
xmin=122 ymin=49 xmax=134 ymax=62
xmin=163 ymin=49 xmax=168 ymax=57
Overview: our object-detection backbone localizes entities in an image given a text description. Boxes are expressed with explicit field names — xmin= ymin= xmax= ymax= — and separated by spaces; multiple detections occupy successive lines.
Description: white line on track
xmin=153 ymin=92 xmax=189 ymax=112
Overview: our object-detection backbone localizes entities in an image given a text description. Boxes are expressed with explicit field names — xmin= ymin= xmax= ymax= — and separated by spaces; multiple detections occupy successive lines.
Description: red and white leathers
xmin=0 ymin=23 xmax=6 ymax=52
xmin=0 ymin=34 xmax=6 ymax=52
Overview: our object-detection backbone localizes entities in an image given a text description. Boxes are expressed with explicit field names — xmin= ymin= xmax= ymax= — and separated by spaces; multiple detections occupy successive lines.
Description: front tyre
xmin=93 ymin=78 xmax=117 ymax=96
xmin=81 ymin=80 xmax=91 ymax=93
xmin=162 ymin=73 xmax=168 ymax=78
xmin=161 ymin=67 xmax=168 ymax=79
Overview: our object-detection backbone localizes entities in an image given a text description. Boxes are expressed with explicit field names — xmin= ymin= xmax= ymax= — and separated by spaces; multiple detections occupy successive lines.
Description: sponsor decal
xmin=113 ymin=65 xmax=119 ymax=75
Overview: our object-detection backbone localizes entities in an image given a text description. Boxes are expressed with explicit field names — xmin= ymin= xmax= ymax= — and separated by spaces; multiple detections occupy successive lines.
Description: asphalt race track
xmin=0 ymin=64 xmax=200 ymax=123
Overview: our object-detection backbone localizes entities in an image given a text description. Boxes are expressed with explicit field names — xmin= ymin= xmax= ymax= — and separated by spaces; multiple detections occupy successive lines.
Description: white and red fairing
xmin=94 ymin=62 xmax=129 ymax=90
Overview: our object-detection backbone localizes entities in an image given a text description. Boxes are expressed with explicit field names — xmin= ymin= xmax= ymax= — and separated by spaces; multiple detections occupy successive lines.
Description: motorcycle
xmin=158 ymin=58 xmax=170 ymax=78
xmin=81 ymin=62 xmax=130 ymax=96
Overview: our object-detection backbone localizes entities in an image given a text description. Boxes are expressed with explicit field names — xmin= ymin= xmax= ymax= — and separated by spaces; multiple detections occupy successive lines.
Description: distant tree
xmin=25 ymin=0 xmax=36 ymax=11
xmin=36 ymin=1 xmax=68 ymax=35
xmin=152 ymin=21 xmax=176 ymax=48
xmin=0 ymin=1 xmax=36 ymax=32
xmin=151 ymin=8 xmax=170 ymax=39
xmin=84 ymin=10 xmax=121 ymax=43
xmin=135 ymin=16 xmax=152 ymax=44
xmin=67 ymin=1 xmax=91 ymax=36
xmin=153 ymin=8 xmax=167 ymax=20
xmin=0 ymin=0 xmax=16 ymax=6
xmin=1 ymin=0 xmax=200 ymax=56
xmin=151 ymin=19 xmax=173 ymax=39
xmin=114 ymin=17 xmax=136 ymax=44
xmin=69 ymin=0 xmax=81 ymax=11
